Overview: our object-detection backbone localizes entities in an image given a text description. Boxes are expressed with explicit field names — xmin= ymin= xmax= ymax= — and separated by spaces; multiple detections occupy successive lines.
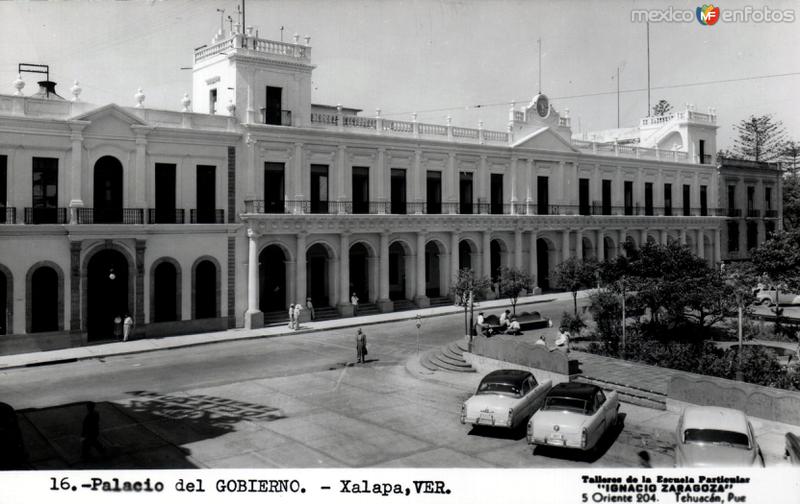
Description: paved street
xmin=2 ymin=294 xmax=795 ymax=469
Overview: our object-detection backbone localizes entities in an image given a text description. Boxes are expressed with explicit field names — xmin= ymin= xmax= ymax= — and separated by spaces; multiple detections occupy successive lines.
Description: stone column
xmin=338 ymin=233 xmax=353 ymax=315
xmin=509 ymin=157 xmax=518 ymax=213
xmin=576 ymin=229 xmax=583 ymax=259
xmin=597 ymin=228 xmax=605 ymax=261
xmin=697 ymin=229 xmax=705 ymax=259
xmin=661 ymin=229 xmax=668 ymax=245
xmin=133 ymin=128 xmax=149 ymax=209
xmin=376 ymin=148 xmax=386 ymax=213
xmin=414 ymin=149 xmax=423 ymax=209
xmin=377 ymin=232 xmax=393 ymax=312
xmin=244 ymin=228 xmax=263 ymax=328
xmin=245 ymin=135 xmax=257 ymax=200
xmin=70 ymin=241 xmax=81 ymax=332
xmin=450 ymin=231 xmax=459 ymax=300
xmin=738 ymin=219 xmax=747 ymax=255
xmin=514 ymin=229 xmax=523 ymax=269
xmin=135 ymin=239 xmax=146 ymax=334
xmin=337 ymin=145 xmax=347 ymax=213
xmin=529 ymin=230 xmax=540 ymax=293
xmin=641 ymin=228 xmax=648 ymax=247
xmin=68 ymin=123 xmax=85 ymax=224
xmin=562 ymin=229 xmax=570 ymax=263
xmin=286 ymin=261 xmax=297 ymax=310
xmin=479 ymin=155 xmax=489 ymax=210
xmin=618 ymin=229 xmax=626 ymax=256
xmin=295 ymin=233 xmax=308 ymax=320
xmin=526 ymin=159 xmax=534 ymax=214
xmin=680 ymin=229 xmax=687 ymax=245
xmin=414 ymin=232 xmax=430 ymax=307
xmin=482 ymin=230 xmax=491 ymax=285
xmin=293 ymin=142 xmax=304 ymax=212
xmin=447 ymin=152 xmax=457 ymax=213
xmin=714 ymin=227 xmax=722 ymax=263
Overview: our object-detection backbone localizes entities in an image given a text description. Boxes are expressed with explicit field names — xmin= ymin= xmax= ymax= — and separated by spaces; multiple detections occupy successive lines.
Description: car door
xmin=589 ymin=391 xmax=608 ymax=447
xmin=521 ymin=376 xmax=538 ymax=418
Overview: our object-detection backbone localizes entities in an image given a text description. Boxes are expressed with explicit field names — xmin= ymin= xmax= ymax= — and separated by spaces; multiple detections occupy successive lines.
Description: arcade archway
xmin=87 ymin=249 xmax=130 ymax=340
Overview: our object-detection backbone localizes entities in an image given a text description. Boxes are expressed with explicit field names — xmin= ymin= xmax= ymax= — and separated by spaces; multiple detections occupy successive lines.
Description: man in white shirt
xmin=499 ymin=309 xmax=510 ymax=329
xmin=507 ymin=317 xmax=521 ymax=335
xmin=554 ymin=329 xmax=570 ymax=353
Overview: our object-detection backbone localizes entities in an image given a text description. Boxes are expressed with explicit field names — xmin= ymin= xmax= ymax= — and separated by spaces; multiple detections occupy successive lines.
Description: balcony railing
xmin=725 ymin=208 xmax=742 ymax=218
xmin=24 ymin=207 xmax=68 ymax=224
xmin=77 ymin=208 xmax=144 ymax=224
xmin=190 ymin=209 xmax=225 ymax=224
xmin=147 ymin=209 xmax=185 ymax=224
xmin=2 ymin=207 xmax=16 ymax=224
xmin=765 ymin=209 xmax=778 ymax=218
xmin=260 ymin=108 xmax=292 ymax=126
xmin=746 ymin=209 xmax=761 ymax=218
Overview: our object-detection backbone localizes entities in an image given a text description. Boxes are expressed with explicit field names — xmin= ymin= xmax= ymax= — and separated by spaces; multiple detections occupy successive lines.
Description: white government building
xmin=0 ymin=24 xmax=783 ymax=354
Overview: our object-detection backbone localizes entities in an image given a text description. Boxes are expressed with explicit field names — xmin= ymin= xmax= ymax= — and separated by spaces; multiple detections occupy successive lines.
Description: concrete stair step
xmin=442 ymin=345 xmax=464 ymax=361
xmin=447 ymin=342 xmax=465 ymax=357
xmin=429 ymin=296 xmax=454 ymax=307
xmin=430 ymin=354 xmax=476 ymax=373
xmin=313 ymin=307 xmax=340 ymax=321
xmin=573 ymin=375 xmax=667 ymax=410
xmin=420 ymin=351 xmax=442 ymax=372
xmin=435 ymin=351 xmax=470 ymax=367
xmin=392 ymin=300 xmax=417 ymax=312
xmin=356 ymin=303 xmax=380 ymax=316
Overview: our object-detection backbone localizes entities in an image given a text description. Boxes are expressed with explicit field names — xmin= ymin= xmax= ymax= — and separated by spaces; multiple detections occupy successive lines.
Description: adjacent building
xmin=0 ymin=25 xmax=782 ymax=354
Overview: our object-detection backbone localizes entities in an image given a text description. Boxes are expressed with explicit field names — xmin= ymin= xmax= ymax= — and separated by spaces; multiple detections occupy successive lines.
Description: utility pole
xmin=616 ymin=66 xmax=620 ymax=128
xmin=646 ymin=21 xmax=651 ymax=117
xmin=242 ymin=0 xmax=246 ymax=31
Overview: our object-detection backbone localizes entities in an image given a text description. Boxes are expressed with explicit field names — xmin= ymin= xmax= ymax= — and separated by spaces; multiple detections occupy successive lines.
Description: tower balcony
xmin=194 ymin=34 xmax=312 ymax=66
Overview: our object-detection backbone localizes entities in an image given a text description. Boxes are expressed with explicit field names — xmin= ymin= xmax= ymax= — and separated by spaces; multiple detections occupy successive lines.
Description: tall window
xmin=700 ymin=185 xmax=708 ymax=216
xmin=765 ymin=187 xmax=772 ymax=210
xmin=352 ymin=166 xmax=370 ymax=214
xmin=663 ymin=183 xmax=672 ymax=216
xmin=601 ymin=179 xmax=612 ymax=215
xmin=746 ymin=186 xmax=755 ymax=212
xmin=390 ymin=169 xmax=406 ymax=214
xmin=265 ymin=86 xmax=282 ymax=125
xmin=490 ymin=174 xmax=503 ymax=214
xmin=264 ymin=162 xmax=285 ymax=213
xmin=624 ymin=181 xmax=633 ymax=215
xmin=644 ymin=183 xmax=653 ymax=216
xmin=209 ymin=89 xmax=217 ymax=115
xmin=747 ymin=222 xmax=758 ymax=251
xmin=537 ymin=176 xmax=549 ymax=215
xmin=196 ymin=165 xmax=216 ymax=223
xmin=459 ymin=172 xmax=473 ymax=214
xmin=0 ymin=155 xmax=6 ymax=223
xmin=579 ymin=178 xmax=590 ymax=215
xmin=154 ymin=163 xmax=177 ymax=223
xmin=32 ymin=157 xmax=58 ymax=224
xmin=699 ymin=139 xmax=706 ymax=164
xmin=682 ymin=184 xmax=691 ymax=216
xmin=727 ymin=185 xmax=736 ymax=213
xmin=310 ymin=164 xmax=329 ymax=214
xmin=727 ymin=221 xmax=739 ymax=252
xmin=426 ymin=171 xmax=442 ymax=214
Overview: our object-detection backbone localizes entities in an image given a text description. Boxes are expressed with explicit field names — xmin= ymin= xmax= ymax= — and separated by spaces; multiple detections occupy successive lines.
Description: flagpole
xmin=646 ymin=21 xmax=651 ymax=116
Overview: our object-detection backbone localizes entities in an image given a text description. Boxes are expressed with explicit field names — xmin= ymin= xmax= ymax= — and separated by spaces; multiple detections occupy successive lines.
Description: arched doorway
xmin=152 ymin=261 xmax=179 ymax=322
xmin=259 ymin=245 xmax=287 ymax=313
xmin=536 ymin=238 xmax=552 ymax=291
xmin=349 ymin=243 xmax=369 ymax=303
xmin=425 ymin=241 xmax=444 ymax=297
xmin=194 ymin=259 xmax=218 ymax=319
xmin=582 ymin=237 xmax=594 ymax=260
xmin=389 ymin=242 xmax=409 ymax=301
xmin=30 ymin=266 xmax=59 ymax=333
xmin=458 ymin=240 xmax=475 ymax=271
xmin=87 ymin=249 xmax=129 ymax=340
xmin=490 ymin=239 xmax=505 ymax=282
xmin=307 ymin=243 xmax=333 ymax=307
xmin=93 ymin=156 xmax=123 ymax=224
xmin=604 ymin=237 xmax=616 ymax=261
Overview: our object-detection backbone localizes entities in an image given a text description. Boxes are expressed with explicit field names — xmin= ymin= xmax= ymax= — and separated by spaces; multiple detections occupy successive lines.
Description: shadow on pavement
xmin=467 ymin=423 xmax=529 ymax=441
xmin=9 ymin=391 xmax=286 ymax=470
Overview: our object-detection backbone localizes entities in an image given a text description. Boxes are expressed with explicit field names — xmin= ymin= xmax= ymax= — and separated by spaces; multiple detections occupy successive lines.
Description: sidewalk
xmin=0 ymin=290 xmax=578 ymax=371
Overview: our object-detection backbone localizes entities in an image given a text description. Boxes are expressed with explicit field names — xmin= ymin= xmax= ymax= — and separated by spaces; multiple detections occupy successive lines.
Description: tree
xmin=497 ymin=267 xmax=533 ymax=315
xmin=450 ymin=268 xmax=491 ymax=337
xmin=783 ymin=140 xmax=800 ymax=176
xmin=750 ymin=229 xmax=800 ymax=293
xmin=783 ymin=173 xmax=800 ymax=231
xmin=552 ymin=257 xmax=598 ymax=317
xmin=731 ymin=114 xmax=787 ymax=162
xmin=651 ymin=99 xmax=672 ymax=117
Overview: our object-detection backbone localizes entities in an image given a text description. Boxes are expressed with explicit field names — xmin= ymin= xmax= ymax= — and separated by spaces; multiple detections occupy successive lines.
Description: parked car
xmin=0 ymin=402 xmax=27 ymax=470
xmin=674 ymin=406 xmax=763 ymax=467
xmin=526 ymin=382 xmax=619 ymax=451
xmin=460 ymin=370 xmax=551 ymax=429
xmin=755 ymin=287 xmax=800 ymax=307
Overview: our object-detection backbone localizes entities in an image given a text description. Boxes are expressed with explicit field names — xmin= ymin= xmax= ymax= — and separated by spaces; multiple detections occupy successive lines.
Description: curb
xmin=0 ymin=298 xmax=562 ymax=372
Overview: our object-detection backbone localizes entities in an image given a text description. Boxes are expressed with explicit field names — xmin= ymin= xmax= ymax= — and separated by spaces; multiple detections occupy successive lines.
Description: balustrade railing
xmin=147 ymin=209 xmax=185 ymax=224
xmin=191 ymin=209 xmax=225 ymax=224
xmin=765 ymin=209 xmax=778 ymax=218
xmin=24 ymin=207 xmax=68 ymax=224
xmin=725 ymin=208 xmax=742 ymax=218
xmin=76 ymin=208 xmax=144 ymax=224
xmin=745 ymin=209 xmax=761 ymax=218
xmin=2 ymin=207 xmax=16 ymax=224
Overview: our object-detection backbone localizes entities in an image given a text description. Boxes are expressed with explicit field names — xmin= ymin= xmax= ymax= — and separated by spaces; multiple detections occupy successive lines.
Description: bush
xmin=588 ymin=290 xmax=622 ymax=353
xmin=560 ymin=311 xmax=585 ymax=335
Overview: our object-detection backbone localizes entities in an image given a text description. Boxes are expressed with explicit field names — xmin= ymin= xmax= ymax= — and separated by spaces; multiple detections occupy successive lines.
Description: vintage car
xmin=526 ymin=382 xmax=619 ymax=451
xmin=755 ymin=287 xmax=800 ymax=306
xmin=460 ymin=370 xmax=552 ymax=429
xmin=675 ymin=406 xmax=764 ymax=467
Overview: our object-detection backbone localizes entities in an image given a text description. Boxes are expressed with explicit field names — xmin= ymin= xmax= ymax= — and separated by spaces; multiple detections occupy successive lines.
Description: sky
xmin=1 ymin=0 xmax=798 ymax=150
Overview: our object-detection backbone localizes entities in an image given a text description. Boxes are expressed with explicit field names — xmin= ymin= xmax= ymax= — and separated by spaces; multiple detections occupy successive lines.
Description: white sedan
xmin=675 ymin=406 xmax=764 ymax=467
xmin=527 ymin=382 xmax=619 ymax=451
xmin=460 ymin=370 xmax=552 ymax=429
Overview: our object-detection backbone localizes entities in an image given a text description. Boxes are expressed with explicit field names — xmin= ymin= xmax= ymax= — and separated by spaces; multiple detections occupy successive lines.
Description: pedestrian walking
xmin=293 ymin=302 xmax=302 ymax=329
xmin=355 ymin=328 xmax=367 ymax=363
xmin=306 ymin=297 xmax=315 ymax=321
xmin=112 ymin=315 xmax=123 ymax=340
xmin=351 ymin=292 xmax=359 ymax=316
xmin=288 ymin=303 xmax=295 ymax=328
xmin=122 ymin=314 xmax=133 ymax=342
xmin=81 ymin=402 xmax=106 ymax=460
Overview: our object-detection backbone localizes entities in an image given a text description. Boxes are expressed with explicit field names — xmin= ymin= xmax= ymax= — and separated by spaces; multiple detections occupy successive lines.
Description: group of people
xmin=474 ymin=309 xmax=522 ymax=336
xmin=534 ymin=329 xmax=571 ymax=353
xmin=112 ymin=314 xmax=134 ymax=341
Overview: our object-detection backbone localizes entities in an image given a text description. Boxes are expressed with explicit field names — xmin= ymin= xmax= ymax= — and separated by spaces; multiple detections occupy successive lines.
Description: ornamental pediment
xmin=512 ymin=127 xmax=579 ymax=154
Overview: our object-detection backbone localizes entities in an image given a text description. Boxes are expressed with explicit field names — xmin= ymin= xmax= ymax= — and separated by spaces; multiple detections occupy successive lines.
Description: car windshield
xmin=683 ymin=429 xmax=751 ymax=449
xmin=476 ymin=381 xmax=521 ymax=397
xmin=542 ymin=396 xmax=589 ymax=414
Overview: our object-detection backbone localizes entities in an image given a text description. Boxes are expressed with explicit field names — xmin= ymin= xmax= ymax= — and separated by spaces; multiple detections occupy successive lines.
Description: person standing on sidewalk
xmin=306 ymin=297 xmax=315 ymax=321
xmin=113 ymin=315 xmax=123 ymax=340
xmin=288 ymin=303 xmax=295 ymax=329
xmin=122 ymin=314 xmax=134 ymax=342
xmin=81 ymin=402 xmax=106 ymax=460
xmin=351 ymin=292 xmax=359 ymax=316
xmin=355 ymin=328 xmax=367 ymax=363
xmin=293 ymin=302 xmax=302 ymax=330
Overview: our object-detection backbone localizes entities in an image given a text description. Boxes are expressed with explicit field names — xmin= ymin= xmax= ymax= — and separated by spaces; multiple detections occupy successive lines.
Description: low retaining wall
xmin=466 ymin=334 xmax=578 ymax=383
xmin=668 ymin=374 xmax=800 ymax=426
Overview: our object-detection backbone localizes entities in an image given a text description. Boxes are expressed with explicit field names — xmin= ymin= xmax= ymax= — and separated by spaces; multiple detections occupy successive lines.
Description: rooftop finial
xmin=70 ymin=80 xmax=82 ymax=102
xmin=12 ymin=74 xmax=25 ymax=96
xmin=134 ymin=88 xmax=145 ymax=107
